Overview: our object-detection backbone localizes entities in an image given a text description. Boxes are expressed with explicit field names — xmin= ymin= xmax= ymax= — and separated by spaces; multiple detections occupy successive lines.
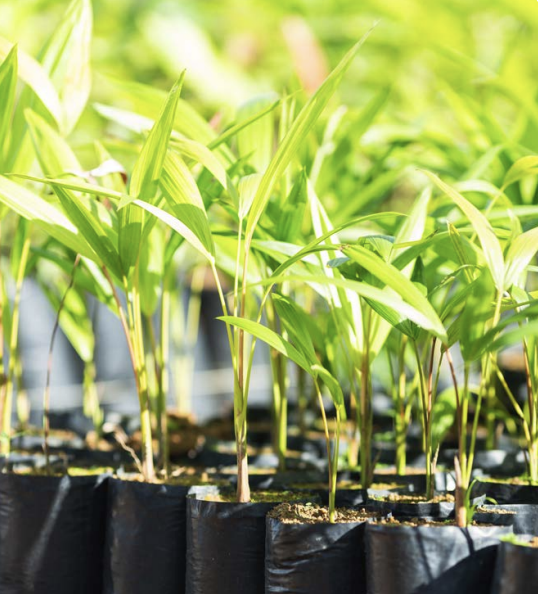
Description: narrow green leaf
xmin=503 ymin=227 xmax=538 ymax=290
xmin=218 ymin=316 xmax=312 ymax=374
xmin=51 ymin=183 xmax=122 ymax=276
xmin=236 ymin=93 xmax=279 ymax=171
xmin=25 ymin=109 xmax=81 ymax=175
xmin=121 ymin=72 xmax=185 ymax=274
xmin=245 ymin=27 xmax=374 ymax=244
xmin=0 ymin=37 xmax=63 ymax=128
xmin=0 ymin=46 xmax=17 ymax=168
xmin=0 ymin=174 xmax=92 ymax=257
xmin=342 ymin=244 xmax=447 ymax=341
xmin=158 ymin=151 xmax=214 ymax=257
xmin=503 ymin=156 xmax=538 ymax=190
xmin=132 ymin=199 xmax=214 ymax=264
xmin=39 ymin=0 xmax=92 ymax=133
xmin=423 ymin=170 xmax=505 ymax=291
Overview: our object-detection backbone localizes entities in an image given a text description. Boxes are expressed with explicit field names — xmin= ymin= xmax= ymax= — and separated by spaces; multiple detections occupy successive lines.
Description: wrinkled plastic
xmin=0 ymin=472 xmax=108 ymax=594
xmin=368 ymin=497 xmax=454 ymax=519
xmin=103 ymin=477 xmax=190 ymax=594
xmin=265 ymin=515 xmax=369 ymax=594
xmin=492 ymin=538 xmax=538 ymax=594
xmin=366 ymin=523 xmax=511 ymax=594
xmin=186 ymin=488 xmax=315 ymax=594
xmin=471 ymin=479 xmax=538 ymax=504
xmin=477 ymin=504 xmax=538 ymax=534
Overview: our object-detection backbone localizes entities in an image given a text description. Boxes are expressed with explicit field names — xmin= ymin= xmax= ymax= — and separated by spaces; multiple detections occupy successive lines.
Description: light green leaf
xmin=218 ymin=316 xmax=312 ymax=374
xmin=158 ymin=151 xmax=214 ymax=257
xmin=423 ymin=170 xmax=505 ymax=291
xmin=342 ymin=244 xmax=447 ymax=341
xmin=503 ymin=156 xmax=538 ymax=190
xmin=39 ymin=0 xmax=92 ymax=133
xmin=237 ymin=93 xmax=279 ymax=171
xmin=132 ymin=199 xmax=214 ymax=264
xmin=503 ymin=227 xmax=538 ymax=290
xmin=25 ymin=109 xmax=81 ymax=175
xmin=0 ymin=45 xmax=17 ymax=167
xmin=50 ymin=183 xmax=122 ymax=276
xmin=121 ymin=73 xmax=184 ymax=274
xmin=245 ymin=27 xmax=374 ymax=244
xmin=0 ymin=174 xmax=92 ymax=257
xmin=0 ymin=37 xmax=63 ymax=128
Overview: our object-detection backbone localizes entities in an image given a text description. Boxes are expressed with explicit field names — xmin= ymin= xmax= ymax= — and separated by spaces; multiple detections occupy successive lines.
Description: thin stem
xmin=1 ymin=231 xmax=30 ymax=455
xmin=43 ymin=254 xmax=80 ymax=472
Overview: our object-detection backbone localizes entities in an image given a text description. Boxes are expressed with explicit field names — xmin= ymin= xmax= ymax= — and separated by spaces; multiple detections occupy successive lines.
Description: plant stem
xmin=1 ymin=232 xmax=30 ymax=456
xmin=103 ymin=266 xmax=154 ymax=481
xmin=43 ymin=254 xmax=80 ymax=473
xmin=413 ymin=340 xmax=433 ymax=500
xmin=360 ymin=311 xmax=372 ymax=489
xmin=396 ymin=336 xmax=408 ymax=474
xmin=315 ymin=380 xmax=335 ymax=522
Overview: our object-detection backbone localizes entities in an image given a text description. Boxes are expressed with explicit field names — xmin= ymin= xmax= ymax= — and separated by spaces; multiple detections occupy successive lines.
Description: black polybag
xmin=265 ymin=515 xmax=369 ymax=594
xmin=471 ymin=479 xmax=538 ymax=504
xmin=492 ymin=537 xmax=538 ymax=594
xmin=186 ymin=487 xmax=316 ymax=594
xmin=0 ymin=472 xmax=108 ymax=594
xmin=103 ymin=477 xmax=190 ymax=594
xmin=366 ymin=523 xmax=511 ymax=594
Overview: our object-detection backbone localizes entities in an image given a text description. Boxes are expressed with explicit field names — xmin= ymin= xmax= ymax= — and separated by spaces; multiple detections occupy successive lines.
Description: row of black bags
xmin=0 ymin=472 xmax=536 ymax=594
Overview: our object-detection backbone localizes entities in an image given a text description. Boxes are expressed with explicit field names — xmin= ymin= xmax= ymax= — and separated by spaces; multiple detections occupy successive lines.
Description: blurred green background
xmin=2 ymin=0 xmax=535 ymax=113
xmin=2 ymin=0 xmax=537 ymax=216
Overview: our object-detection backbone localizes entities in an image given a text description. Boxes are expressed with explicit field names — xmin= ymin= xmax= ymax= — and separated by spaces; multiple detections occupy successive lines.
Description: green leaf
xmin=272 ymin=294 xmax=318 ymax=366
xmin=25 ymin=109 xmax=81 ymax=175
xmin=172 ymin=137 xmax=229 ymax=190
xmin=502 ymin=156 xmax=538 ymax=190
xmin=39 ymin=0 xmax=92 ymax=133
xmin=218 ymin=316 xmax=312 ymax=373
xmin=459 ymin=270 xmax=495 ymax=362
xmin=50 ymin=183 xmax=122 ymax=276
xmin=245 ymin=27 xmax=374 ymax=245
xmin=236 ymin=93 xmax=279 ymax=171
xmin=0 ymin=174 xmax=92 ymax=257
xmin=503 ymin=227 xmax=538 ymax=290
xmin=423 ymin=170 xmax=505 ymax=291
xmin=311 ymin=364 xmax=345 ymax=414
xmin=159 ymin=151 xmax=214 ymax=256
xmin=132 ymin=199 xmax=214 ymax=264
xmin=0 ymin=45 xmax=17 ymax=168
xmin=10 ymin=218 xmax=30 ymax=280
xmin=0 ymin=37 xmax=63 ymax=128
xmin=120 ymin=73 xmax=185 ymax=274
xmin=238 ymin=173 xmax=262 ymax=220
xmin=264 ymin=272 xmax=447 ymax=341
xmin=342 ymin=245 xmax=447 ymax=342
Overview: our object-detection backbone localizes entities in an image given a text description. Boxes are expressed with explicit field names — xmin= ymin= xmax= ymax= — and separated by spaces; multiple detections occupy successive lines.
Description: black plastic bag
xmin=492 ymin=537 xmax=538 ymax=594
xmin=265 ymin=515 xmax=369 ymax=594
xmin=366 ymin=523 xmax=511 ymax=594
xmin=186 ymin=488 xmax=317 ymax=594
xmin=103 ymin=477 xmax=190 ymax=594
xmin=471 ymin=479 xmax=538 ymax=504
xmin=0 ymin=472 xmax=108 ymax=594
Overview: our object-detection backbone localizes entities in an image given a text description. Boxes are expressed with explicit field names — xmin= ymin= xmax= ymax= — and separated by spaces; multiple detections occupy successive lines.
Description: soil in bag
xmin=186 ymin=486 xmax=319 ymax=594
xmin=265 ymin=503 xmax=377 ymax=594
xmin=103 ymin=476 xmax=190 ymax=594
xmin=366 ymin=521 xmax=511 ymax=594
xmin=0 ymin=471 xmax=108 ymax=594
xmin=492 ymin=536 xmax=538 ymax=594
